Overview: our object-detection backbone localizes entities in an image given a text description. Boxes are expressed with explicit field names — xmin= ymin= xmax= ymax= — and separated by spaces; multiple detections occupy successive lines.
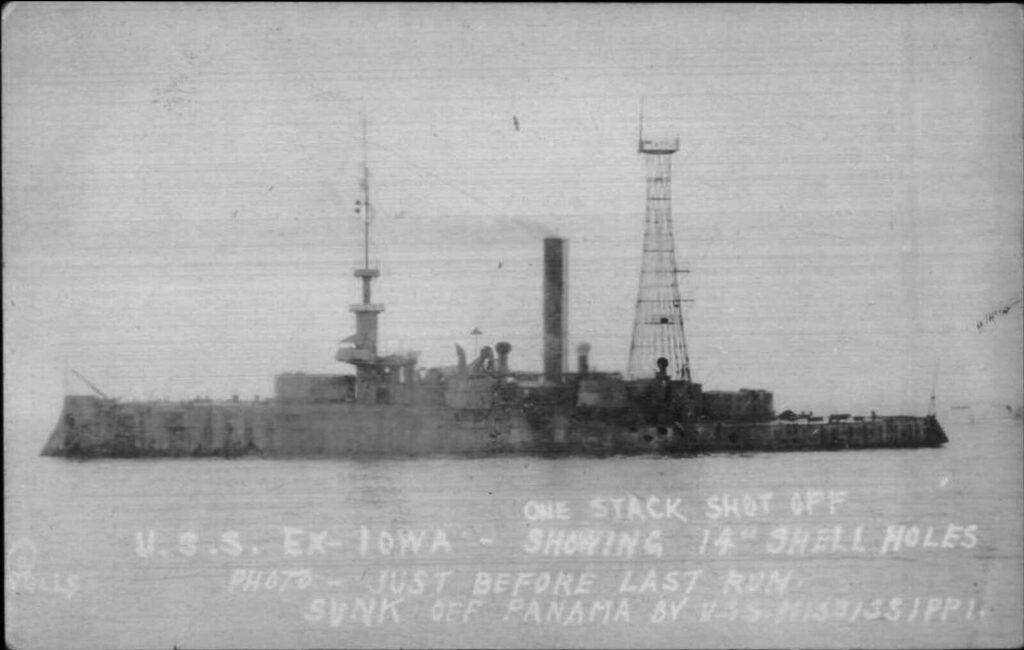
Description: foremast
xmin=347 ymin=118 xmax=384 ymax=365
xmin=335 ymin=119 xmax=417 ymax=396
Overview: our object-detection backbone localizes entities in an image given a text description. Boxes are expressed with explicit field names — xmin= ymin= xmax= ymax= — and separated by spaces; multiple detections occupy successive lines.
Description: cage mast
xmin=626 ymin=107 xmax=692 ymax=381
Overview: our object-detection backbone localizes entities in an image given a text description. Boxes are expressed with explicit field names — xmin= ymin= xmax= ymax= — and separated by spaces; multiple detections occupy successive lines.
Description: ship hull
xmin=42 ymin=395 xmax=948 ymax=459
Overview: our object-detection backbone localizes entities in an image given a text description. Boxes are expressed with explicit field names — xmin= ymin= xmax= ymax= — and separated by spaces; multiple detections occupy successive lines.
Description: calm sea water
xmin=6 ymin=417 xmax=1022 ymax=649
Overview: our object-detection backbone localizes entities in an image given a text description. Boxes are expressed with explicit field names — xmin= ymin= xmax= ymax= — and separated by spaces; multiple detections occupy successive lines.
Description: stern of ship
xmin=926 ymin=415 xmax=950 ymax=445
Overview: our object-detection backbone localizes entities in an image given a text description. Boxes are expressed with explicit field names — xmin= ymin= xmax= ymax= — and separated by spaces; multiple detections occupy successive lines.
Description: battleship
xmin=42 ymin=123 xmax=948 ymax=458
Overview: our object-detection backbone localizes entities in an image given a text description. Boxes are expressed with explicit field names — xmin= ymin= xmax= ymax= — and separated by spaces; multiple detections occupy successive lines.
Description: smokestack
xmin=543 ymin=237 xmax=568 ymax=383
xmin=577 ymin=342 xmax=591 ymax=376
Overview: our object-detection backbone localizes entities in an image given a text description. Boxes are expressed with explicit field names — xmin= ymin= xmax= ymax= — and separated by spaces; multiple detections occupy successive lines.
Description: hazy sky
xmin=4 ymin=3 xmax=1022 ymax=450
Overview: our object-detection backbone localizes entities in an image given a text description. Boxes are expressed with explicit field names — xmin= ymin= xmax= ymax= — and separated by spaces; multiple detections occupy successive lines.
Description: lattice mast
xmin=626 ymin=109 xmax=692 ymax=381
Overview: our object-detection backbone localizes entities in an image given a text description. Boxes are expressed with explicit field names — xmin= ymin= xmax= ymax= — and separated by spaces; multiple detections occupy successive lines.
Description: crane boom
xmin=70 ymin=369 xmax=110 ymax=400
